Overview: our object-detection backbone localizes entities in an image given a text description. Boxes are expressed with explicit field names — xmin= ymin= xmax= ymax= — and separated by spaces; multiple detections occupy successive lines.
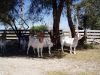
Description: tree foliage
xmin=0 ymin=0 xmax=29 ymax=41
xmin=76 ymin=0 xmax=100 ymax=30
xmin=29 ymin=0 xmax=52 ymax=23
xmin=0 ymin=0 xmax=18 ymax=25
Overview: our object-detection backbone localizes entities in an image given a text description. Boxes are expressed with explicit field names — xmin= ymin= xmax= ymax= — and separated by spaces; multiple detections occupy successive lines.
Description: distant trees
xmin=0 ymin=0 xmax=17 ymax=29
xmin=75 ymin=0 xmax=100 ymax=44
xmin=76 ymin=0 xmax=100 ymax=30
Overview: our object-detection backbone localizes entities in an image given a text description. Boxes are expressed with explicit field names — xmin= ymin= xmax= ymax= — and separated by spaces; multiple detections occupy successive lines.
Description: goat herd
xmin=0 ymin=31 xmax=80 ymax=57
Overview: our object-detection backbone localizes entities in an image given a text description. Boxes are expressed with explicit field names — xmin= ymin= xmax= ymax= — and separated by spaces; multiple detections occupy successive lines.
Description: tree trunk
xmin=66 ymin=0 xmax=76 ymax=38
xmin=52 ymin=0 xmax=64 ymax=48
xmin=53 ymin=15 xmax=60 ymax=46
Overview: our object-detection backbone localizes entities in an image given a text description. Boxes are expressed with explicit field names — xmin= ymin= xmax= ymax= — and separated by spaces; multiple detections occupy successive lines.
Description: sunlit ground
xmin=0 ymin=45 xmax=100 ymax=75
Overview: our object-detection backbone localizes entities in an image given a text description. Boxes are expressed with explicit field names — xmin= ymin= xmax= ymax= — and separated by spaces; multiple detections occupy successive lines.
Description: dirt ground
xmin=0 ymin=48 xmax=100 ymax=75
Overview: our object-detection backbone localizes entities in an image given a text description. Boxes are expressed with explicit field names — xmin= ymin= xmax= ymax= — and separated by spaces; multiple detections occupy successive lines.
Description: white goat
xmin=27 ymin=35 xmax=53 ymax=57
xmin=60 ymin=33 xmax=80 ymax=54
xmin=0 ymin=39 xmax=6 ymax=54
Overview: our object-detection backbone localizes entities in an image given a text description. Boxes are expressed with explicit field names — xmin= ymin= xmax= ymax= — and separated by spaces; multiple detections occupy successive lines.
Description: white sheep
xmin=60 ymin=33 xmax=80 ymax=54
xmin=27 ymin=35 xmax=53 ymax=57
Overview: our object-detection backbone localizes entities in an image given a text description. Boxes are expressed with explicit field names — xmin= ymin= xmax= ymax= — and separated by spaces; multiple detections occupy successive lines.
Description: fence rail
xmin=63 ymin=30 xmax=100 ymax=43
xmin=0 ymin=30 xmax=30 ymax=40
xmin=0 ymin=30 xmax=100 ymax=43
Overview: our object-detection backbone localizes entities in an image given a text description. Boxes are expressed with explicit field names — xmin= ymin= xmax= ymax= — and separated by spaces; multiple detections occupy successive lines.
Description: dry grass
xmin=79 ymin=72 xmax=98 ymax=75
xmin=64 ymin=49 xmax=100 ymax=62
xmin=47 ymin=47 xmax=100 ymax=75
xmin=0 ymin=46 xmax=100 ymax=75
xmin=46 ymin=71 xmax=98 ymax=75
xmin=47 ymin=71 xmax=68 ymax=75
xmin=46 ymin=70 xmax=99 ymax=75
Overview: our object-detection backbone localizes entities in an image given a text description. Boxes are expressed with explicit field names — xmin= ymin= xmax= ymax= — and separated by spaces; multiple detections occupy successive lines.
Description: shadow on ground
xmin=0 ymin=43 xmax=67 ymax=59
xmin=1 ymin=39 xmax=96 ymax=59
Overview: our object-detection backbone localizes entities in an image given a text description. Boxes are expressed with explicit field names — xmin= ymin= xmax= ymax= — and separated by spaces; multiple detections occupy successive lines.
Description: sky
xmin=31 ymin=13 xmax=69 ymax=31
xmin=22 ymin=0 xmax=69 ymax=31
xmin=27 ymin=0 xmax=81 ymax=31
xmin=0 ymin=0 xmax=81 ymax=31
xmin=31 ymin=0 xmax=81 ymax=31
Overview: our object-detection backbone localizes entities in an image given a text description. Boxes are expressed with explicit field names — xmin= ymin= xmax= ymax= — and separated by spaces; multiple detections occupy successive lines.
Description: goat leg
xmin=70 ymin=46 xmax=72 ymax=54
xmin=73 ymin=47 xmax=76 ymax=54
xmin=27 ymin=45 xmax=30 ymax=55
xmin=48 ymin=46 xmax=51 ymax=55
xmin=61 ymin=45 xmax=64 ymax=53
xmin=37 ymin=48 xmax=40 ymax=57
xmin=40 ymin=48 xmax=43 ymax=57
